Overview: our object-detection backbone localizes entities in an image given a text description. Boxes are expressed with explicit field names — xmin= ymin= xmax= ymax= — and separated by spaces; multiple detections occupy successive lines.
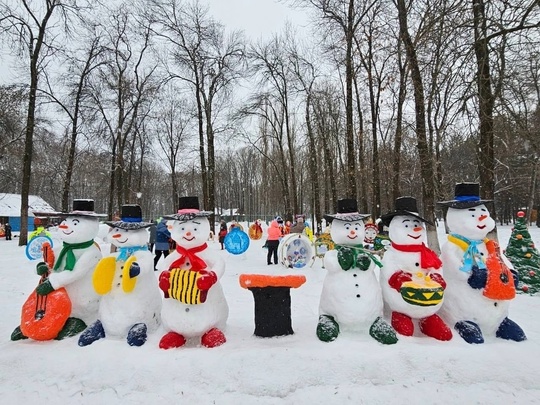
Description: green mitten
xmin=36 ymin=279 xmax=54 ymax=296
xmin=36 ymin=262 xmax=49 ymax=276
xmin=316 ymin=314 xmax=340 ymax=342
xmin=356 ymin=254 xmax=372 ymax=271
xmin=337 ymin=247 xmax=355 ymax=270
xmin=370 ymin=316 xmax=398 ymax=345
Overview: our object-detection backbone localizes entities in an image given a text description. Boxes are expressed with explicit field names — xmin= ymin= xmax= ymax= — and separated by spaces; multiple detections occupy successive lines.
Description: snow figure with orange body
xmin=78 ymin=205 xmax=161 ymax=347
xmin=438 ymin=183 xmax=526 ymax=344
xmin=11 ymin=199 xmax=103 ymax=341
xmin=316 ymin=199 xmax=397 ymax=345
xmin=380 ymin=197 xmax=452 ymax=341
xmin=157 ymin=196 xmax=229 ymax=349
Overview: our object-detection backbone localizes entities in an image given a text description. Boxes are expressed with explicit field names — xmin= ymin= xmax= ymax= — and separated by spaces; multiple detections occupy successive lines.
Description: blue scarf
xmin=117 ymin=245 xmax=148 ymax=262
xmin=448 ymin=233 xmax=487 ymax=273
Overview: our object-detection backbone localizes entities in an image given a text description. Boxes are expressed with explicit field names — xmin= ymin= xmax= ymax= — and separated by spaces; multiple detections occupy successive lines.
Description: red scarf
xmin=391 ymin=242 xmax=442 ymax=270
xmin=169 ymin=243 xmax=208 ymax=271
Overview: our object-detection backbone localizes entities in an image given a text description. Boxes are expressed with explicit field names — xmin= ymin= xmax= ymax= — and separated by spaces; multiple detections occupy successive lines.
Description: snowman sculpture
xmin=157 ymin=196 xmax=229 ymax=349
xmin=317 ymin=199 xmax=398 ymax=345
xmin=438 ymin=182 xmax=526 ymax=344
xmin=11 ymin=199 xmax=103 ymax=341
xmin=78 ymin=205 xmax=161 ymax=347
xmin=380 ymin=197 xmax=452 ymax=341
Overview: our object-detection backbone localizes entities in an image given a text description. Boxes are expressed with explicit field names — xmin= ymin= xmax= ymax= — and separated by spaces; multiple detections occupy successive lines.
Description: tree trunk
xmin=344 ymin=0 xmax=357 ymax=198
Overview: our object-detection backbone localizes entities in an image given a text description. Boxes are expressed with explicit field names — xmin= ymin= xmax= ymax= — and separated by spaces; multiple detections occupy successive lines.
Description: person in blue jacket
xmin=154 ymin=218 xmax=171 ymax=271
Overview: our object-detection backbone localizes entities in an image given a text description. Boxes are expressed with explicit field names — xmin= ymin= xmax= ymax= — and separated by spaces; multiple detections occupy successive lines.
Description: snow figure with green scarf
xmin=438 ymin=183 xmax=526 ymax=344
xmin=316 ymin=199 xmax=398 ymax=345
xmin=380 ymin=197 xmax=452 ymax=341
xmin=11 ymin=199 xmax=103 ymax=341
xmin=78 ymin=205 xmax=161 ymax=347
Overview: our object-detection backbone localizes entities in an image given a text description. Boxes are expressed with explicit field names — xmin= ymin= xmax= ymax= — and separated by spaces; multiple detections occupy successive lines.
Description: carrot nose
xmin=186 ymin=231 xmax=192 ymax=237
xmin=479 ymin=214 xmax=488 ymax=221
xmin=59 ymin=224 xmax=68 ymax=229
xmin=413 ymin=226 xmax=423 ymax=232
xmin=112 ymin=233 xmax=121 ymax=238
xmin=349 ymin=230 xmax=355 ymax=235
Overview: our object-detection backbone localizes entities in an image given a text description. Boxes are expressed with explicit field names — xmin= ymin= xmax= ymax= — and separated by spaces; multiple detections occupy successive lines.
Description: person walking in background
xmin=154 ymin=218 xmax=171 ymax=271
xmin=4 ymin=222 xmax=12 ymax=240
xmin=148 ymin=220 xmax=157 ymax=252
xmin=266 ymin=219 xmax=282 ymax=265
xmin=218 ymin=221 xmax=227 ymax=250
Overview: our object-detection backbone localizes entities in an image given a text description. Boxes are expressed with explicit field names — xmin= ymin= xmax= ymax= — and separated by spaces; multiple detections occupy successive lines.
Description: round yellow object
xmin=525 ymin=253 xmax=532 ymax=258
xmin=517 ymin=234 xmax=523 ymax=240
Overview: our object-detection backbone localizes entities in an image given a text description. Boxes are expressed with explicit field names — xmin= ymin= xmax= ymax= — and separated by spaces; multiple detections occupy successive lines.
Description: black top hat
xmin=380 ymin=196 xmax=432 ymax=227
xmin=163 ymin=196 xmax=212 ymax=221
xmin=324 ymin=198 xmax=369 ymax=222
xmin=33 ymin=199 xmax=105 ymax=218
xmin=437 ymin=182 xmax=492 ymax=209
xmin=105 ymin=204 xmax=152 ymax=230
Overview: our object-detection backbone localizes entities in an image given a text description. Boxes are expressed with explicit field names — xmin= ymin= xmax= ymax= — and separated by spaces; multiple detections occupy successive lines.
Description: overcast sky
xmin=205 ymin=0 xmax=309 ymax=40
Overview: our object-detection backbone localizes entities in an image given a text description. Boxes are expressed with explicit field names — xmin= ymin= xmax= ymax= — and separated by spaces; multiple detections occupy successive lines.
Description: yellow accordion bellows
xmin=168 ymin=268 xmax=203 ymax=304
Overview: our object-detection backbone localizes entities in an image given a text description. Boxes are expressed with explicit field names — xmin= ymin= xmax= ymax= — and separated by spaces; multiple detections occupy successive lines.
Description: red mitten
xmin=429 ymin=272 xmax=447 ymax=289
xmin=159 ymin=271 xmax=171 ymax=298
xmin=388 ymin=270 xmax=413 ymax=292
xmin=197 ymin=270 xmax=217 ymax=290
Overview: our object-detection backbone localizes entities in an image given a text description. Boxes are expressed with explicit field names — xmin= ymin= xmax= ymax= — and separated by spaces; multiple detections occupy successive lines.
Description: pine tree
xmin=504 ymin=211 xmax=540 ymax=294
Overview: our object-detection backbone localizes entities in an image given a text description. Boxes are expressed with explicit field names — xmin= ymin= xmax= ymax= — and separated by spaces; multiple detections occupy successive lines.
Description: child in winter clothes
xmin=218 ymin=222 xmax=227 ymax=250
xmin=266 ymin=220 xmax=282 ymax=265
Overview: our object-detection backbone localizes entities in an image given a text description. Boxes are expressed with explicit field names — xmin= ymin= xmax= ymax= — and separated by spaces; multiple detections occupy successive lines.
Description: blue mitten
xmin=467 ymin=265 xmax=487 ymax=289
xmin=129 ymin=262 xmax=141 ymax=278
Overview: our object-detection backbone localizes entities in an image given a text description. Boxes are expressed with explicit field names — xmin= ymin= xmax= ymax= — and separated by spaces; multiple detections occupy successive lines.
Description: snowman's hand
xmin=197 ymin=270 xmax=217 ymax=291
xmin=36 ymin=261 xmax=49 ymax=276
xmin=356 ymin=254 xmax=371 ymax=271
xmin=467 ymin=265 xmax=487 ymax=289
xmin=158 ymin=270 xmax=171 ymax=298
xmin=337 ymin=247 xmax=354 ymax=270
xmin=510 ymin=269 xmax=519 ymax=288
xmin=129 ymin=262 xmax=141 ymax=278
xmin=388 ymin=270 xmax=413 ymax=292
xmin=429 ymin=272 xmax=446 ymax=289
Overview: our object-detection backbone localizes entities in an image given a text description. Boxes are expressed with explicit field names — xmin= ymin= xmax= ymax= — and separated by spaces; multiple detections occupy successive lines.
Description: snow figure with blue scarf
xmin=438 ymin=183 xmax=526 ymax=344
xmin=316 ymin=199 xmax=398 ymax=345
xmin=79 ymin=205 xmax=161 ymax=347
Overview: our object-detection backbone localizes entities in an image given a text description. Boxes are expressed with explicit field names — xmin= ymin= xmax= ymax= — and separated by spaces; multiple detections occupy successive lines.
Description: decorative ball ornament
xmin=278 ymin=233 xmax=314 ymax=268
xmin=529 ymin=271 xmax=536 ymax=277
xmin=525 ymin=253 xmax=532 ymax=258
xmin=224 ymin=227 xmax=250 ymax=255
xmin=25 ymin=235 xmax=54 ymax=261
xmin=522 ymin=285 xmax=529 ymax=292
xmin=517 ymin=234 xmax=523 ymax=240
xmin=517 ymin=211 xmax=525 ymax=218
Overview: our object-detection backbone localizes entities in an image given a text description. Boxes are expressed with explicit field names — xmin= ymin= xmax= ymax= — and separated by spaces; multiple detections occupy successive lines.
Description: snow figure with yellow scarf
xmin=438 ymin=183 xmax=526 ymax=344
xmin=380 ymin=197 xmax=452 ymax=341
xmin=78 ymin=205 xmax=161 ymax=347
xmin=157 ymin=197 xmax=228 ymax=349
xmin=11 ymin=199 xmax=103 ymax=341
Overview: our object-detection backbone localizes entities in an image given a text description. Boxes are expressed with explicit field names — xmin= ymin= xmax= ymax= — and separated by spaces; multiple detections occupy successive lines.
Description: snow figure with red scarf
xmin=78 ymin=205 xmax=161 ymax=347
xmin=380 ymin=197 xmax=452 ymax=341
xmin=316 ymin=199 xmax=398 ymax=345
xmin=438 ymin=183 xmax=526 ymax=344
xmin=157 ymin=196 xmax=228 ymax=349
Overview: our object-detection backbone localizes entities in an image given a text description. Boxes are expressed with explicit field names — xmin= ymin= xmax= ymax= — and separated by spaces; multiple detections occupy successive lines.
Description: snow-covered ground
xmin=1 ymin=223 xmax=539 ymax=404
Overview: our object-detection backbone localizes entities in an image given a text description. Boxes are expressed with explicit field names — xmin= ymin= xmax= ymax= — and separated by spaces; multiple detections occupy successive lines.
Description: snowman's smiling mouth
xmin=183 ymin=236 xmax=195 ymax=241
xmin=117 ymin=238 xmax=128 ymax=244
xmin=407 ymin=234 xmax=421 ymax=239
xmin=477 ymin=225 xmax=486 ymax=229
xmin=347 ymin=235 xmax=357 ymax=239
xmin=62 ymin=230 xmax=73 ymax=235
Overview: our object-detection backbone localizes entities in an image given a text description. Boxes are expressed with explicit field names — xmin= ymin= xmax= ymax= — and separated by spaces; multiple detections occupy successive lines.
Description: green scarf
xmin=54 ymin=240 xmax=95 ymax=271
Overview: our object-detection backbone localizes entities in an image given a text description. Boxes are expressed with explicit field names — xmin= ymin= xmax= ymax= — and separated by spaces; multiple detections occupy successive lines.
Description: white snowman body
xmin=319 ymin=218 xmax=383 ymax=330
xmin=159 ymin=217 xmax=228 ymax=338
xmin=439 ymin=205 xmax=510 ymax=335
xmin=48 ymin=216 xmax=102 ymax=324
xmin=380 ymin=215 xmax=443 ymax=319
xmin=99 ymin=227 xmax=161 ymax=337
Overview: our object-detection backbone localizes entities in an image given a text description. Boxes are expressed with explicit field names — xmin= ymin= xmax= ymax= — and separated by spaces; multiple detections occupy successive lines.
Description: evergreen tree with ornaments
xmin=504 ymin=211 xmax=540 ymax=294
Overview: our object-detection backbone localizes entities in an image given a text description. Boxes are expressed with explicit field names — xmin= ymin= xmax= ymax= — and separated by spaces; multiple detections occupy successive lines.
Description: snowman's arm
xmin=203 ymin=256 xmax=225 ymax=279
xmin=48 ymin=248 xmax=101 ymax=290
xmin=429 ymin=272 xmax=447 ymax=289
xmin=158 ymin=252 xmax=178 ymax=271
xmin=323 ymin=250 xmax=342 ymax=273
xmin=388 ymin=270 xmax=413 ymax=292
xmin=132 ymin=251 xmax=154 ymax=276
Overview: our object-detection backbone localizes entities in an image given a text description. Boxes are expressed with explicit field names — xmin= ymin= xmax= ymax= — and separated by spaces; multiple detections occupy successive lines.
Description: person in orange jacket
xmin=266 ymin=218 xmax=282 ymax=265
